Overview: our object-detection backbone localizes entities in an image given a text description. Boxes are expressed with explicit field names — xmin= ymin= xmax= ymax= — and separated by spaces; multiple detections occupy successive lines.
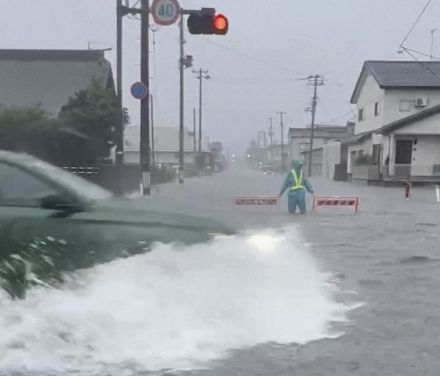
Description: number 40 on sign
xmin=151 ymin=0 xmax=181 ymax=26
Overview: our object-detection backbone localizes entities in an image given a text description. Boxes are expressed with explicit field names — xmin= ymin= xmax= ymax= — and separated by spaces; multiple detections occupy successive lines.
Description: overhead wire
xmin=200 ymin=37 xmax=310 ymax=78
xmin=399 ymin=0 xmax=432 ymax=51
xmin=319 ymin=110 xmax=355 ymax=125
xmin=401 ymin=46 xmax=440 ymax=61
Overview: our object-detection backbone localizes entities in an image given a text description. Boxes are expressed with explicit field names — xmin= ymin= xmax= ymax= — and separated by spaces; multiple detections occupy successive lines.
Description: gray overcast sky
xmin=0 ymin=0 xmax=438 ymax=152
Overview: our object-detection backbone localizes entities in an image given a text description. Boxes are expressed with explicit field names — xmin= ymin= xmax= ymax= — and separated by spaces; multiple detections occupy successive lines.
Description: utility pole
xmin=276 ymin=111 xmax=286 ymax=170
xmin=139 ymin=0 xmax=151 ymax=195
xmin=194 ymin=68 xmax=210 ymax=152
xmin=307 ymin=74 xmax=324 ymax=177
xmin=151 ymin=94 xmax=155 ymax=167
xmin=178 ymin=12 xmax=194 ymax=184
xmin=268 ymin=117 xmax=274 ymax=163
xmin=193 ymin=107 xmax=197 ymax=153
xmin=115 ymin=0 xmax=124 ymax=165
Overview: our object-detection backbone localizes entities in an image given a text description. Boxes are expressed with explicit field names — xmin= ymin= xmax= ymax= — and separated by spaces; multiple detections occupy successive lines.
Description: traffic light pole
xmin=140 ymin=0 xmax=151 ymax=195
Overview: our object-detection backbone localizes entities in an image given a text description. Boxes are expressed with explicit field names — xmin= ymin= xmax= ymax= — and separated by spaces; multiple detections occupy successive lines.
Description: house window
xmin=374 ymin=102 xmax=380 ymax=116
xmin=399 ymin=100 xmax=412 ymax=112
xmin=358 ymin=108 xmax=364 ymax=122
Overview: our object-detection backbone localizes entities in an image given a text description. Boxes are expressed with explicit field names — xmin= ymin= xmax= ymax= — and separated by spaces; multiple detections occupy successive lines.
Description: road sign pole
xmin=140 ymin=0 xmax=151 ymax=196
xmin=116 ymin=0 xmax=124 ymax=166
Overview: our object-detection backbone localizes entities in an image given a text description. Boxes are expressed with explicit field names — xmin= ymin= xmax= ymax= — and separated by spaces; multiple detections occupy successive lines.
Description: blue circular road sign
xmin=130 ymin=81 xmax=148 ymax=100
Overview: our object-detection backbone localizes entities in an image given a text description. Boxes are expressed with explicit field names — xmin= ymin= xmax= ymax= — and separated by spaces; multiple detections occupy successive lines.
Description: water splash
xmin=0 ymin=226 xmax=350 ymax=375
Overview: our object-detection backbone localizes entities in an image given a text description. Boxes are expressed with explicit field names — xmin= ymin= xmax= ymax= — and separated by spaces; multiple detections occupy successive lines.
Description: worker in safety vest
xmin=279 ymin=160 xmax=314 ymax=214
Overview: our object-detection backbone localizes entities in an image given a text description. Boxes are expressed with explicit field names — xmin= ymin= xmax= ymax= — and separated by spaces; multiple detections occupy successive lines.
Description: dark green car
xmin=0 ymin=151 xmax=233 ymax=298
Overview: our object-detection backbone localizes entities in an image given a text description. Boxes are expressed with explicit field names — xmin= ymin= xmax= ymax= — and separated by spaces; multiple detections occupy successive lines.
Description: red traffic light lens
xmin=214 ymin=14 xmax=228 ymax=33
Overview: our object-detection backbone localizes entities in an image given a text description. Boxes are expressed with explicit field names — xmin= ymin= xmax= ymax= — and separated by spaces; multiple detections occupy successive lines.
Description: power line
xmin=399 ymin=0 xmax=432 ymax=51
xmin=402 ymin=46 xmax=440 ymax=61
xmin=201 ymin=37 xmax=310 ymax=77
xmin=319 ymin=110 xmax=355 ymax=125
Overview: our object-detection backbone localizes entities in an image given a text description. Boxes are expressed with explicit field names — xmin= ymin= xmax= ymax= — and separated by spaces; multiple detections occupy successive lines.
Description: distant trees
xmin=0 ymin=81 xmax=128 ymax=166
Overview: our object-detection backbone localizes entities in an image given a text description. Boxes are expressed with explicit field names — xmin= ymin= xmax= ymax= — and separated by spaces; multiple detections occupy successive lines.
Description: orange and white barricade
xmin=234 ymin=196 xmax=279 ymax=207
xmin=312 ymin=196 xmax=360 ymax=213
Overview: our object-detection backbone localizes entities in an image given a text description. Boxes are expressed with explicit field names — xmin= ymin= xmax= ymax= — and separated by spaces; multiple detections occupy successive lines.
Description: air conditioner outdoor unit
xmin=414 ymin=97 xmax=428 ymax=107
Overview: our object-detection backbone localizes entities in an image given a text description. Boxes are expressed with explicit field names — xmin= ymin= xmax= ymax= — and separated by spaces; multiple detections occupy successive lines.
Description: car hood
xmin=81 ymin=197 xmax=235 ymax=235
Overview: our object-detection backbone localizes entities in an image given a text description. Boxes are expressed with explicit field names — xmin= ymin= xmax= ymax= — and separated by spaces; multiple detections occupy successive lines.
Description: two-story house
xmin=347 ymin=61 xmax=440 ymax=182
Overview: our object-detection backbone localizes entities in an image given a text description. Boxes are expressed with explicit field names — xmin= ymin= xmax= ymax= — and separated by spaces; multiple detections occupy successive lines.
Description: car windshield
xmin=24 ymin=155 xmax=113 ymax=201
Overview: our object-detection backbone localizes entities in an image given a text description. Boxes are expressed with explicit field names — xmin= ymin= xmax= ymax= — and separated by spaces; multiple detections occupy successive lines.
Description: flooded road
xmin=1 ymin=168 xmax=440 ymax=375
xmin=153 ymin=168 xmax=440 ymax=376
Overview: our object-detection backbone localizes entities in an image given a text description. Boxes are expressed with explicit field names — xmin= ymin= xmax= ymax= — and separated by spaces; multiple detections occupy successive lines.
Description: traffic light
xmin=187 ymin=11 xmax=229 ymax=35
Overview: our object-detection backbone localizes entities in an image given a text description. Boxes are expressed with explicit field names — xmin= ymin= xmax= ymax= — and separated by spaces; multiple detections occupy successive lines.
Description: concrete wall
xmin=301 ymin=148 xmax=323 ymax=177
xmin=322 ymin=142 xmax=342 ymax=180
xmin=347 ymin=138 xmax=373 ymax=173
xmin=290 ymin=136 xmax=326 ymax=160
xmin=355 ymin=73 xmax=385 ymax=134
xmin=352 ymin=165 xmax=380 ymax=181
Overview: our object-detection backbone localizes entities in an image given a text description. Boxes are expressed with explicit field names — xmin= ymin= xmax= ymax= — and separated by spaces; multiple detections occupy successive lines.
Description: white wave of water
xmin=0 ymin=226 xmax=350 ymax=375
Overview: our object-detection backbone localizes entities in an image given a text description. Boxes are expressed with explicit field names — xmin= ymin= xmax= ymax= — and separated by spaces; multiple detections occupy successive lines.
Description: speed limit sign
xmin=151 ymin=0 xmax=181 ymax=26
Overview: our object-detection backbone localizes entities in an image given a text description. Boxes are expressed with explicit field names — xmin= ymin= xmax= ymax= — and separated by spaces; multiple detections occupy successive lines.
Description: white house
xmin=123 ymin=126 xmax=211 ymax=169
xmin=289 ymin=123 xmax=354 ymax=161
xmin=347 ymin=61 xmax=440 ymax=182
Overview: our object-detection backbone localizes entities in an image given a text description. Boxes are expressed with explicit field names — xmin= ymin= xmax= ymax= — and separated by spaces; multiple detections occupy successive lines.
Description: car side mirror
xmin=40 ymin=194 xmax=83 ymax=214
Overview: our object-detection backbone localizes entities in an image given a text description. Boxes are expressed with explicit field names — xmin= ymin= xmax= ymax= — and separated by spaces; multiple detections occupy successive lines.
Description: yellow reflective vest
xmin=289 ymin=169 xmax=304 ymax=191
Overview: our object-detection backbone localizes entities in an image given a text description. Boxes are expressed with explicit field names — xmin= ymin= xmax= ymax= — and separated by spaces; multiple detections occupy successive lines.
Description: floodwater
xmin=1 ymin=167 xmax=440 ymax=375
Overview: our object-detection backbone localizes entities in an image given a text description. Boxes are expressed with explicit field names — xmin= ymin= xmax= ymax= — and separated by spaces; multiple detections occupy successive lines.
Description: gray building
xmin=288 ymin=123 xmax=354 ymax=161
xmin=0 ymin=49 xmax=114 ymax=116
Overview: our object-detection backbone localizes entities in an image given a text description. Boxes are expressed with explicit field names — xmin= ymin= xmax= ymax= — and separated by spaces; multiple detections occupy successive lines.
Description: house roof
xmin=0 ymin=49 xmax=109 ymax=62
xmin=288 ymin=124 xmax=351 ymax=140
xmin=378 ymin=103 xmax=440 ymax=135
xmin=124 ymin=126 xmax=210 ymax=153
xmin=341 ymin=131 xmax=373 ymax=145
xmin=350 ymin=61 xmax=440 ymax=104
xmin=0 ymin=49 xmax=113 ymax=116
